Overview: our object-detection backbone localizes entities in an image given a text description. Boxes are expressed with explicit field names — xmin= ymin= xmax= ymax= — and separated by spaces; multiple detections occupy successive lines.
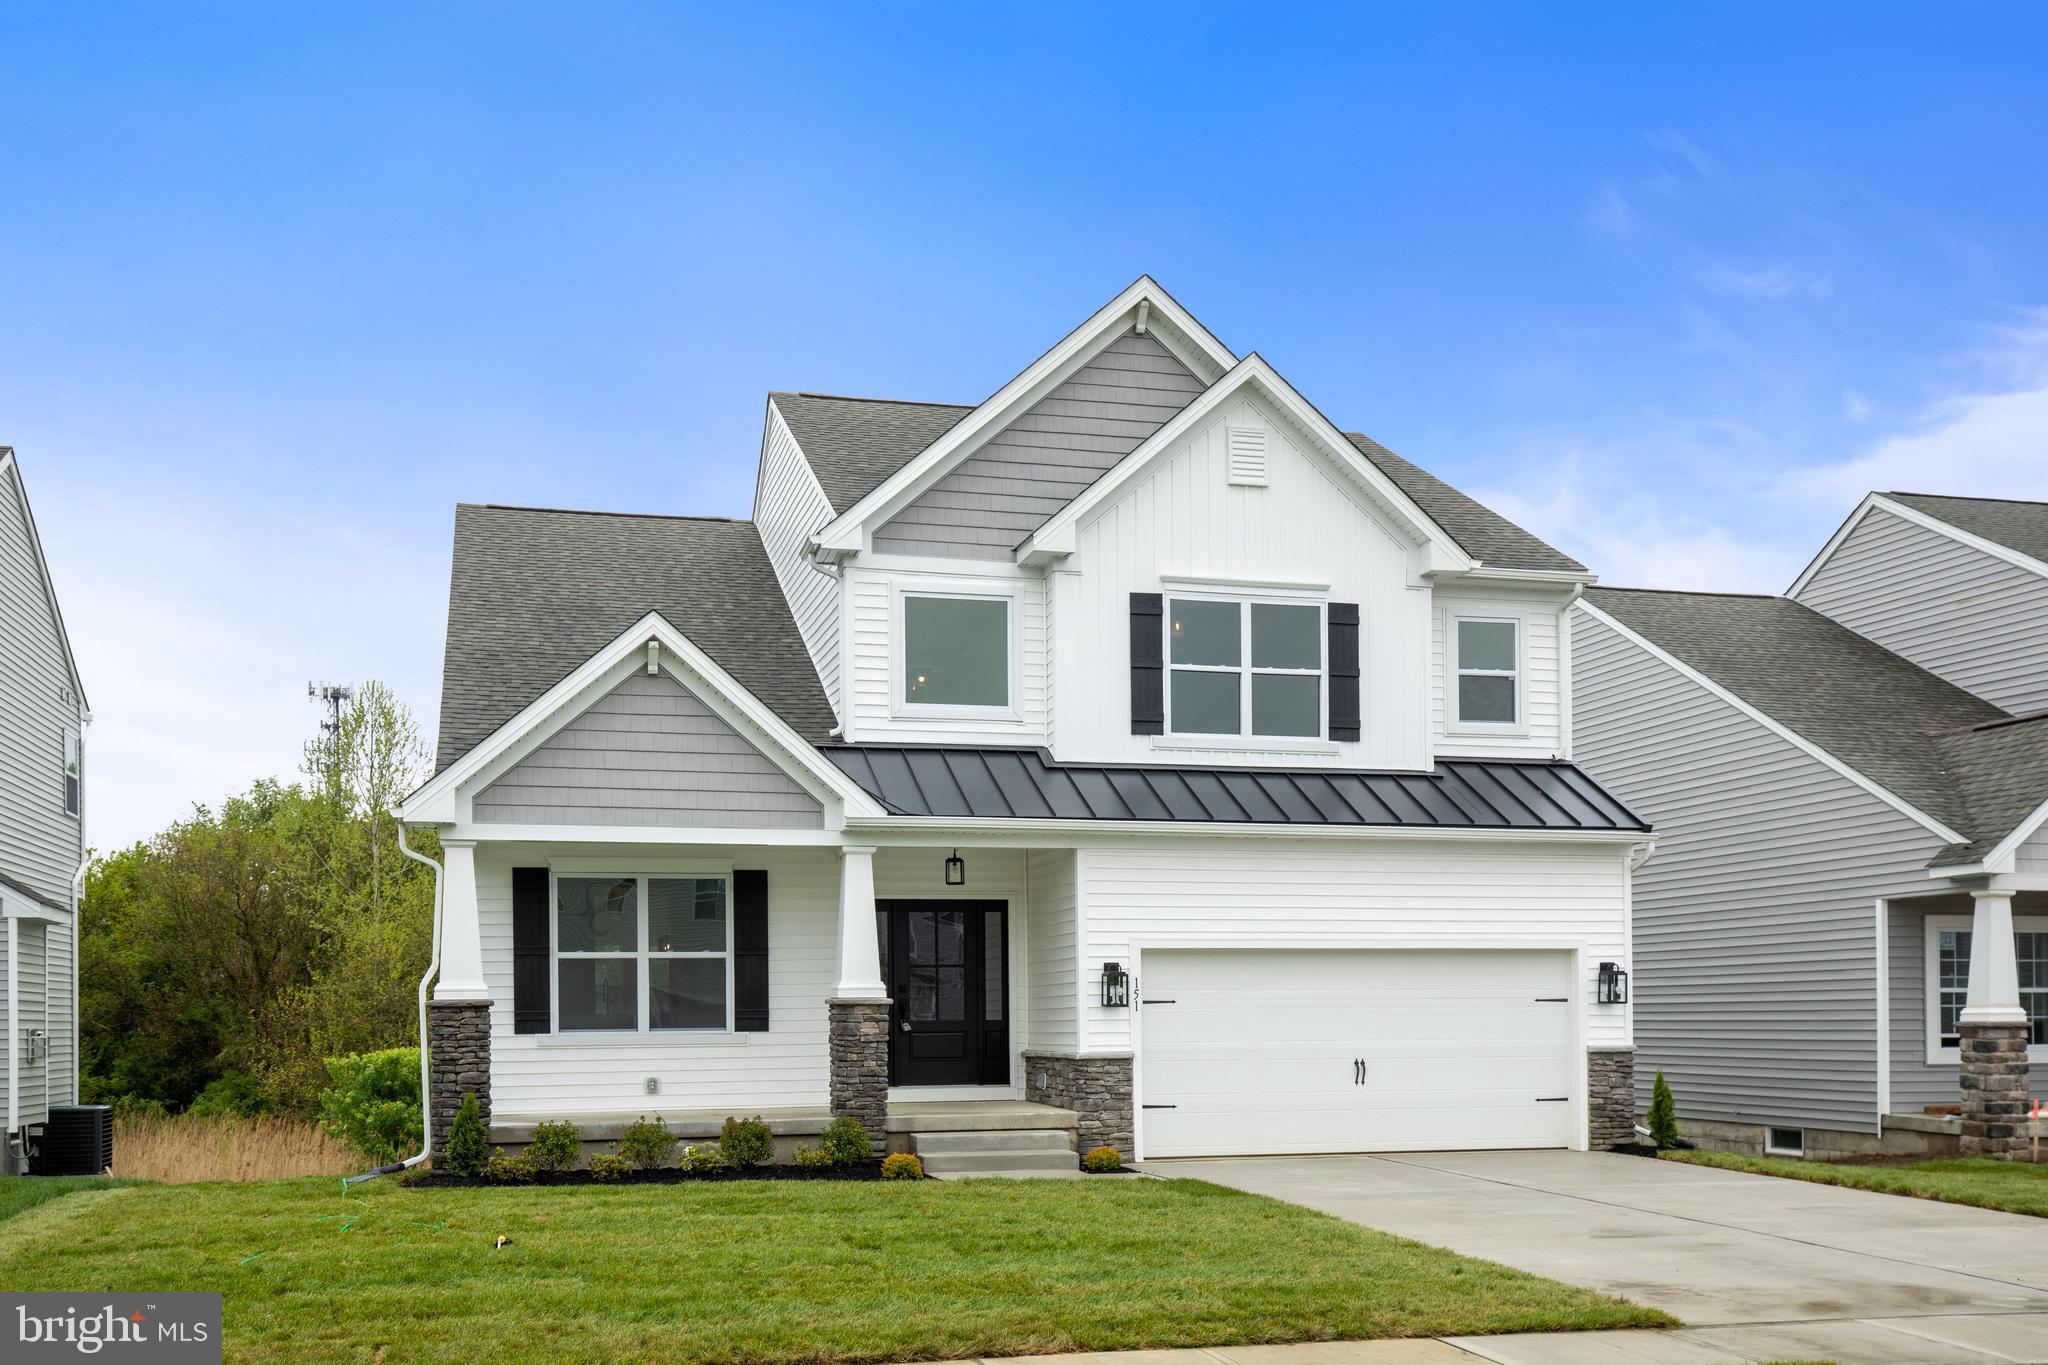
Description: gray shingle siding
xmin=0 ymin=460 xmax=85 ymax=909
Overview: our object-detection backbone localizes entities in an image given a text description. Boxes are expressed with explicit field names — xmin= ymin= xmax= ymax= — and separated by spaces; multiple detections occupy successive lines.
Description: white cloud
xmin=1698 ymin=262 xmax=1834 ymax=300
xmin=1646 ymin=128 xmax=1716 ymax=181
xmin=1842 ymin=389 xmax=1874 ymax=422
xmin=1584 ymin=185 xmax=1636 ymax=237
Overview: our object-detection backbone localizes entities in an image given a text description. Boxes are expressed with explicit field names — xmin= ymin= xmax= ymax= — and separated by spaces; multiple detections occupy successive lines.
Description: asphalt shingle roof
xmin=1584 ymin=585 xmax=2048 ymax=864
xmin=434 ymin=505 xmax=835 ymax=772
xmin=770 ymin=393 xmax=970 ymax=514
xmin=1343 ymin=434 xmax=1586 ymax=573
xmin=1887 ymin=492 xmax=2048 ymax=567
xmin=0 ymin=870 xmax=67 ymax=913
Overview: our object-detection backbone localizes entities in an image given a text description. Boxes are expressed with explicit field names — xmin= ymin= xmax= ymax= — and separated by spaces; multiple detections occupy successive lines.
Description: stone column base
xmin=828 ymin=998 xmax=891 ymax=1143
xmin=1960 ymin=1021 xmax=2031 ymax=1159
xmin=1024 ymin=1051 xmax=1133 ymax=1155
xmin=1587 ymin=1047 xmax=1636 ymax=1149
xmin=427 ymin=998 xmax=492 ymax=1168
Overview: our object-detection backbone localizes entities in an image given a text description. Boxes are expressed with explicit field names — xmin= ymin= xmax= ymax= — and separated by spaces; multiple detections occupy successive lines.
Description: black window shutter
xmin=734 ymin=869 xmax=770 ymax=1032
xmin=512 ymin=867 xmax=550 ymax=1034
xmin=1130 ymin=592 xmax=1164 ymax=735
xmin=1328 ymin=602 xmax=1361 ymax=742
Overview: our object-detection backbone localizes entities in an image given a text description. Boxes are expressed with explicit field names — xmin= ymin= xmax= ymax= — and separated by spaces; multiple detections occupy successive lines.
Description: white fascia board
xmin=440 ymin=823 xmax=847 ymax=848
xmin=0 ymin=450 xmax=90 ymax=714
xmin=1930 ymin=794 xmax=2048 ymax=880
xmin=399 ymin=611 xmax=886 ymax=825
xmin=1786 ymin=495 xmax=1878 ymax=598
xmin=840 ymin=816 xmax=1646 ymax=848
xmin=1018 ymin=354 xmax=1475 ymax=573
xmin=810 ymin=277 xmax=1238 ymax=556
xmin=1438 ymin=565 xmax=1599 ymax=590
xmin=1573 ymin=598 xmax=1968 ymax=845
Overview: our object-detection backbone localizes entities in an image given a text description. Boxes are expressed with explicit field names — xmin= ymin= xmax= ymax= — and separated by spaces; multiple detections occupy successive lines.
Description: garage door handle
xmin=1354 ymin=1058 xmax=1366 ymax=1085
xmin=1535 ymin=1096 xmax=1570 ymax=1103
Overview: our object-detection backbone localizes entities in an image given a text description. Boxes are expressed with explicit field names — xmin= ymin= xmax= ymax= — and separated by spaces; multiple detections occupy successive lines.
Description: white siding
xmin=1080 ymin=837 xmax=1630 ymax=1059
xmin=45 ymin=915 xmax=74 ymax=1108
xmin=2018 ymin=824 xmax=2048 ymax=875
xmin=474 ymin=671 xmax=823 ymax=829
xmin=16 ymin=920 xmax=47 ymax=1127
xmin=1059 ymin=390 xmax=1432 ymax=769
xmin=841 ymin=564 xmax=1050 ymax=745
xmin=1432 ymin=591 xmax=1567 ymax=760
xmin=754 ymin=406 xmax=842 ymax=719
xmin=1795 ymin=505 xmax=2048 ymax=714
xmin=1024 ymin=847 xmax=1078 ymax=1052
xmin=0 ymin=464 xmax=85 ymax=908
xmin=1571 ymin=606 xmax=1946 ymax=1134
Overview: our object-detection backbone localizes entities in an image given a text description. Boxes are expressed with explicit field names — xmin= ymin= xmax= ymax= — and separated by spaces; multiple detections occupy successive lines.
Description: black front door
xmin=878 ymin=901 xmax=1009 ymax=1087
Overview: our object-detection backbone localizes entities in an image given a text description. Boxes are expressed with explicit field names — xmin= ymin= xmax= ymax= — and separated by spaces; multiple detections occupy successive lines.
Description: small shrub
xmin=190 ymin=1073 xmax=268 ymax=1118
xmin=482 ymin=1153 xmax=535 ymax=1184
xmin=1081 ymin=1145 xmax=1122 ymax=1172
xmin=617 ymin=1116 xmax=677 ymax=1171
xmin=525 ymin=1120 xmax=582 ymax=1173
xmin=319 ymin=1048 xmax=423 ymax=1165
xmin=720 ymin=1115 xmax=774 ymax=1168
xmin=793 ymin=1143 xmax=833 ymax=1170
xmin=1647 ymin=1071 xmax=1680 ymax=1150
xmin=681 ymin=1143 xmax=726 ymax=1173
xmin=819 ymin=1115 xmax=873 ymax=1166
xmin=587 ymin=1153 xmax=630 ymax=1182
xmin=879 ymin=1152 xmax=923 ymax=1181
xmin=443 ymin=1093 xmax=488 ymax=1177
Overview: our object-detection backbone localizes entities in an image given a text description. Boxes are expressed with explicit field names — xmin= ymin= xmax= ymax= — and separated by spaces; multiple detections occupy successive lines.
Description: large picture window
xmin=1928 ymin=916 xmax=2048 ymax=1058
xmin=1167 ymin=596 xmax=1323 ymax=739
xmin=556 ymin=874 xmax=730 ymax=1032
xmin=902 ymin=593 xmax=1010 ymax=709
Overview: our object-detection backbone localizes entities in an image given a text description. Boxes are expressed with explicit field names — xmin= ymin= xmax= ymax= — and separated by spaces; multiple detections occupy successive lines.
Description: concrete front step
xmin=912 ymin=1128 xmax=1074 ymax=1156
xmin=917 ymin=1148 xmax=1081 ymax=1176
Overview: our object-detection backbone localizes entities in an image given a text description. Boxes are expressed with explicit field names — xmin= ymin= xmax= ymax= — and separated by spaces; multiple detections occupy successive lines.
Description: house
xmin=1572 ymin=491 xmax=2048 ymax=1161
xmin=0 ymin=448 xmax=89 ymax=1176
xmin=399 ymin=279 xmax=1651 ymax=1170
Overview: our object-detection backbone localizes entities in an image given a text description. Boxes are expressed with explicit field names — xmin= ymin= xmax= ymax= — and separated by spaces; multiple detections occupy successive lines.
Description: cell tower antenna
xmin=308 ymin=680 xmax=354 ymax=772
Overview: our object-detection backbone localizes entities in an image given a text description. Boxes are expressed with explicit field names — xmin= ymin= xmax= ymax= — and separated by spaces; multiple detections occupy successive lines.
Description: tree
xmin=1647 ymin=1070 xmax=1680 ymax=1150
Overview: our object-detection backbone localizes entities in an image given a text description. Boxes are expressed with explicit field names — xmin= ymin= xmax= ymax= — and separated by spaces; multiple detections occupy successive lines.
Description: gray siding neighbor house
xmin=1572 ymin=491 xmax=2048 ymax=1160
xmin=0 ymin=448 xmax=89 ymax=1175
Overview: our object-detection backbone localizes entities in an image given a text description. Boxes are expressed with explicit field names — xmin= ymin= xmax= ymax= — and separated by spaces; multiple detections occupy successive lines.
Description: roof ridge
xmin=1936 ymin=708 xmax=2048 ymax=737
xmin=463 ymin=502 xmax=749 ymax=525
xmin=773 ymin=391 xmax=976 ymax=409
xmin=1889 ymin=490 xmax=2048 ymax=510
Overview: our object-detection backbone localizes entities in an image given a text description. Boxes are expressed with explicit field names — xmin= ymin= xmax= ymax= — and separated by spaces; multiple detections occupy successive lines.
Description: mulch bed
xmin=408 ymin=1161 xmax=897 ymax=1188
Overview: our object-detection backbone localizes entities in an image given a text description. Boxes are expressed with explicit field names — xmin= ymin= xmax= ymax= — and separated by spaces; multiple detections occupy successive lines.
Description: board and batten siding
xmin=0 ymin=462 xmax=85 ymax=907
xmin=1057 ymin=389 xmax=1431 ymax=769
xmin=1571 ymin=606 xmax=1948 ymax=1134
xmin=1431 ymin=592 xmax=1566 ymax=760
xmin=754 ymin=404 xmax=842 ymax=719
xmin=874 ymin=330 xmax=1204 ymax=560
xmin=1078 ymin=837 xmax=1630 ymax=1057
xmin=473 ymin=671 xmax=823 ymax=829
xmin=1024 ymin=847 xmax=1078 ymax=1053
xmin=1794 ymin=505 xmax=2048 ymax=714
xmin=840 ymin=565 xmax=1050 ymax=745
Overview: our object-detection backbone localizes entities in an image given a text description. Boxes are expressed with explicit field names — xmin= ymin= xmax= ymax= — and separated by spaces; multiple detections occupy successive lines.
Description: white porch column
xmin=835 ymin=844 xmax=886 ymax=999
xmin=1961 ymin=888 xmax=2026 ymax=1024
xmin=433 ymin=839 xmax=490 ymax=1002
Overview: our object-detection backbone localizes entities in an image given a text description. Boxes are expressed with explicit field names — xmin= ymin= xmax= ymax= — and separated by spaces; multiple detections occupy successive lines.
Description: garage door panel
xmin=1140 ymin=949 xmax=1578 ymax=1158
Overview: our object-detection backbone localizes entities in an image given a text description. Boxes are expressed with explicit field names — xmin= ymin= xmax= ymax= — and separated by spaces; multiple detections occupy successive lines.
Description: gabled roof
xmin=0 ymin=448 xmax=89 ymax=712
xmin=1344 ymin=435 xmax=1586 ymax=574
xmin=1885 ymin=491 xmax=2048 ymax=568
xmin=769 ymin=393 xmax=970 ymax=514
xmin=435 ymin=504 xmax=835 ymax=772
xmin=1581 ymin=585 xmax=2048 ymax=866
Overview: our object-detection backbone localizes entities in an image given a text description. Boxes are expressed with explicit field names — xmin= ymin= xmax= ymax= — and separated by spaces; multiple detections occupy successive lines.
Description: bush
xmin=617 ymin=1117 xmax=677 ymax=1171
xmin=879 ymin=1152 xmax=923 ymax=1181
xmin=482 ymin=1153 xmax=535 ymax=1184
xmin=1081 ymin=1145 xmax=1122 ymax=1172
xmin=525 ymin=1120 xmax=582 ymax=1173
xmin=720 ymin=1115 xmax=774 ymax=1168
xmin=681 ymin=1143 xmax=726 ymax=1173
xmin=819 ymin=1115 xmax=873 ymax=1166
xmin=190 ymin=1073 xmax=268 ymax=1118
xmin=443 ymin=1093 xmax=488 ymax=1177
xmin=1647 ymin=1070 xmax=1680 ymax=1150
xmin=793 ymin=1143 xmax=833 ymax=1170
xmin=588 ymin=1153 xmax=630 ymax=1182
xmin=318 ymin=1049 xmax=422 ymax=1165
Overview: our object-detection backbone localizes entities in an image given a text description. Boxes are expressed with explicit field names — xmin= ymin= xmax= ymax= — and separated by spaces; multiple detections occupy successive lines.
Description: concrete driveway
xmin=1144 ymin=1150 xmax=2048 ymax=1363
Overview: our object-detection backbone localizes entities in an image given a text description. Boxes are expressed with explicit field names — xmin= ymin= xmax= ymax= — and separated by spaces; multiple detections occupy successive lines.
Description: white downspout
xmin=71 ymin=858 xmax=85 ymax=1105
xmin=343 ymin=823 xmax=444 ymax=1186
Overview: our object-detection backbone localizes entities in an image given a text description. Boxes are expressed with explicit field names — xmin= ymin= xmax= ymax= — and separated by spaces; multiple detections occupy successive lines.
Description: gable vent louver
xmin=1227 ymin=427 xmax=1268 ymax=486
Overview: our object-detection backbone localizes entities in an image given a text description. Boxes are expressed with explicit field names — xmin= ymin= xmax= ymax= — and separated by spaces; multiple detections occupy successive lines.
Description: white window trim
xmin=1449 ymin=614 xmax=1525 ymax=735
xmin=892 ymin=585 xmax=1022 ymax=722
xmin=1924 ymin=913 xmax=2048 ymax=1064
xmin=1164 ymin=591 xmax=1327 ymax=743
xmin=550 ymin=870 xmax=735 ymax=1036
xmin=62 ymin=726 xmax=80 ymax=818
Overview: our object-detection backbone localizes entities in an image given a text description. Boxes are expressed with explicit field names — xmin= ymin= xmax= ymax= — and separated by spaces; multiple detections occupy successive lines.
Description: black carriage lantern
xmin=943 ymin=849 xmax=966 ymax=886
xmin=1100 ymin=961 xmax=1130 ymax=1008
xmin=1597 ymin=960 xmax=1629 ymax=1005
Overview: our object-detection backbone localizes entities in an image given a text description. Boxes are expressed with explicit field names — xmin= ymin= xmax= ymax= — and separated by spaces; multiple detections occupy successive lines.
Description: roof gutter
xmin=839 ymin=816 xmax=1648 ymax=846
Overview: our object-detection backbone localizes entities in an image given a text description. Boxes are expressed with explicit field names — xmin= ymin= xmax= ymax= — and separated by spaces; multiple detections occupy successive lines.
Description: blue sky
xmin=5 ymin=3 xmax=2046 ymax=849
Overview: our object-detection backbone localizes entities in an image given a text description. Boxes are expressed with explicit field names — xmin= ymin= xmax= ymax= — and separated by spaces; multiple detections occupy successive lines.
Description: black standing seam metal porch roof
xmin=822 ymin=747 xmax=1649 ymax=832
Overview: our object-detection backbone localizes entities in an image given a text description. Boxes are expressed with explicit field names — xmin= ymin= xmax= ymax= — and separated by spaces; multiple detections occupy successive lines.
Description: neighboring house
xmin=1572 ymin=491 xmax=2048 ymax=1161
xmin=400 ymin=278 xmax=1651 ymax=1170
xmin=0 ymin=448 xmax=89 ymax=1176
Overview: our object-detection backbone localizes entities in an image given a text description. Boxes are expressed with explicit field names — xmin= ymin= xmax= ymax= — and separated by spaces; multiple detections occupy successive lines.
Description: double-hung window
xmin=1453 ymin=617 xmax=1520 ymax=727
xmin=901 ymin=592 xmax=1010 ymax=711
xmin=62 ymin=728 xmax=81 ymax=817
xmin=1167 ymin=596 xmax=1323 ymax=739
xmin=1929 ymin=916 xmax=2048 ymax=1057
xmin=555 ymin=874 xmax=731 ymax=1032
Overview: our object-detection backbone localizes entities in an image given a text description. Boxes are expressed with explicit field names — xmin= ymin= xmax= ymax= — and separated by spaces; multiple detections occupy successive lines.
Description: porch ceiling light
xmin=944 ymin=849 xmax=966 ymax=886
xmin=1597 ymin=961 xmax=1629 ymax=1005
xmin=1101 ymin=961 xmax=1130 ymax=1009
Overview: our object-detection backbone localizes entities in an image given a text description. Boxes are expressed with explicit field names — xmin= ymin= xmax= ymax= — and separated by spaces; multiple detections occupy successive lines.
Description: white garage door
xmin=1139 ymin=949 xmax=1578 ymax=1158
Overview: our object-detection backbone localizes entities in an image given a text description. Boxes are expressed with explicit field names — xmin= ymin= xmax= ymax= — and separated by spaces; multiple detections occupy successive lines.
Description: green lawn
xmin=1668 ymin=1148 xmax=2048 ymax=1217
xmin=0 ymin=1175 xmax=1670 ymax=1363
xmin=0 ymin=1174 xmax=132 ymax=1224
